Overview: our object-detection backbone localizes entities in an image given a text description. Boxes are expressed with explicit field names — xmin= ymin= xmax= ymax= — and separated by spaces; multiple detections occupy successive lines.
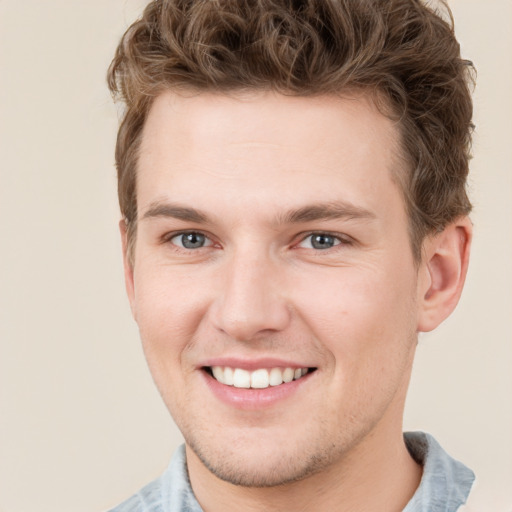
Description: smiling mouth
xmin=204 ymin=366 xmax=316 ymax=389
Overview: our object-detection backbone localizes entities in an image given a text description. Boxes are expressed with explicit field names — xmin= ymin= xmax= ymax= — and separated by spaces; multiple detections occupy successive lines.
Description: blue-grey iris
xmin=311 ymin=234 xmax=336 ymax=250
xmin=181 ymin=232 xmax=206 ymax=249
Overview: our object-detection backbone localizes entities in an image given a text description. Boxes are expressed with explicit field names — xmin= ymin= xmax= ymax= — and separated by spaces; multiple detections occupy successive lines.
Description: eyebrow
xmin=142 ymin=202 xmax=208 ymax=223
xmin=141 ymin=200 xmax=376 ymax=225
xmin=278 ymin=201 xmax=376 ymax=224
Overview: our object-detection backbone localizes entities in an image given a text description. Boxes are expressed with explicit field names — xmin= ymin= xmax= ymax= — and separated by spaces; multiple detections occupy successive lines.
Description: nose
xmin=209 ymin=249 xmax=291 ymax=341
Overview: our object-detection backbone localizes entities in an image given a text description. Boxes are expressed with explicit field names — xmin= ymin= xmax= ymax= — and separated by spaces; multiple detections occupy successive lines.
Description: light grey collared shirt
xmin=108 ymin=432 xmax=475 ymax=512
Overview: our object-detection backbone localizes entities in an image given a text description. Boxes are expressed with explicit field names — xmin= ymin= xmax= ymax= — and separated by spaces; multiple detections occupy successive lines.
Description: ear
xmin=417 ymin=217 xmax=472 ymax=332
xmin=120 ymin=219 xmax=137 ymax=320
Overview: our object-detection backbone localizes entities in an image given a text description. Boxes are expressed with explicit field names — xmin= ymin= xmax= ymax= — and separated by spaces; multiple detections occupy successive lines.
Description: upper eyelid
xmin=159 ymin=229 xmax=353 ymax=248
xmin=295 ymin=231 xmax=353 ymax=244
xmin=162 ymin=229 xmax=214 ymax=242
xmin=163 ymin=231 xmax=218 ymax=252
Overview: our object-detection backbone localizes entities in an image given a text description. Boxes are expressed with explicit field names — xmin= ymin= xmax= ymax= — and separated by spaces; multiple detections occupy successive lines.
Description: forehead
xmin=137 ymin=90 xmax=405 ymax=221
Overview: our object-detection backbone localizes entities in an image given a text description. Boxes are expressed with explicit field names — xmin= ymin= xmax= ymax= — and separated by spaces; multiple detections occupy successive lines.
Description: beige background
xmin=0 ymin=1 xmax=510 ymax=511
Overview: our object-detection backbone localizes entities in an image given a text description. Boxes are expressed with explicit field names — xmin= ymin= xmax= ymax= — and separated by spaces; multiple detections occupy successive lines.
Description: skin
xmin=122 ymin=91 xmax=471 ymax=512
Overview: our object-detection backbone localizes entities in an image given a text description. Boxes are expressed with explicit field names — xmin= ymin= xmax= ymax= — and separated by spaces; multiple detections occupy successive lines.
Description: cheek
xmin=292 ymin=266 xmax=418 ymax=359
xmin=132 ymin=267 xmax=210 ymax=363
xmin=293 ymin=268 xmax=418 ymax=421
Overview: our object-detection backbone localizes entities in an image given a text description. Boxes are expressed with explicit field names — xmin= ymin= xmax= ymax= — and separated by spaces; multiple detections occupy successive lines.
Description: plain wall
xmin=0 ymin=1 xmax=510 ymax=510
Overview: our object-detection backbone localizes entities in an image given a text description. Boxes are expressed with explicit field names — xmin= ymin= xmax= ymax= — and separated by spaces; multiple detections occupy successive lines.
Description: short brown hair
xmin=107 ymin=0 xmax=474 ymax=260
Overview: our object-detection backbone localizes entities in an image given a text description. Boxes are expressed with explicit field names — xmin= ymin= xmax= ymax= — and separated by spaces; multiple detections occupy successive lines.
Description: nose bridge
xmin=211 ymin=244 xmax=290 ymax=341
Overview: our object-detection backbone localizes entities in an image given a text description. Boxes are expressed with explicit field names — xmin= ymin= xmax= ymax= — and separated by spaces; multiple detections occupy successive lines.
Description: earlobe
xmin=417 ymin=217 xmax=472 ymax=332
xmin=120 ymin=219 xmax=137 ymax=320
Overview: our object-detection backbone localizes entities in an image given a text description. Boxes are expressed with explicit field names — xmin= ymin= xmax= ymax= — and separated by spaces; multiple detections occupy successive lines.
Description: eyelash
xmin=295 ymin=232 xmax=353 ymax=251
xmin=162 ymin=231 xmax=216 ymax=251
xmin=162 ymin=230 xmax=353 ymax=252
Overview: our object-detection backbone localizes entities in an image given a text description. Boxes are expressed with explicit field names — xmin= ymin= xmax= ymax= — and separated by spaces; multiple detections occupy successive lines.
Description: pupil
xmin=182 ymin=233 xmax=205 ymax=248
xmin=312 ymin=234 xmax=334 ymax=249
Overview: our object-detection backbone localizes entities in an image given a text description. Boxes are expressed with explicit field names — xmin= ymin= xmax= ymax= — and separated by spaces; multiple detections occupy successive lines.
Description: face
xmin=125 ymin=91 xmax=426 ymax=487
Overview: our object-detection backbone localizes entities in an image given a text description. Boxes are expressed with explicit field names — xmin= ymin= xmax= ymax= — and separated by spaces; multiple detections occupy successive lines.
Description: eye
xmin=298 ymin=233 xmax=343 ymax=250
xmin=170 ymin=232 xmax=213 ymax=249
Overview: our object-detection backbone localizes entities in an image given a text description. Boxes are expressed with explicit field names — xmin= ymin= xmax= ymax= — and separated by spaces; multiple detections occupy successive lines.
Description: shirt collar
xmin=403 ymin=432 xmax=475 ymax=512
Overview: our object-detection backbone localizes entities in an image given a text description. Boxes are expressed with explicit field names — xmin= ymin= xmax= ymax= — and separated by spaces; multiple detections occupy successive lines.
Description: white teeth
xmin=233 ymin=368 xmax=251 ymax=388
xmin=224 ymin=366 xmax=234 ymax=385
xmin=282 ymin=367 xmax=294 ymax=383
xmin=212 ymin=366 xmax=224 ymax=384
xmin=210 ymin=366 xmax=310 ymax=389
xmin=269 ymin=367 xmax=283 ymax=386
xmin=251 ymin=369 xmax=269 ymax=389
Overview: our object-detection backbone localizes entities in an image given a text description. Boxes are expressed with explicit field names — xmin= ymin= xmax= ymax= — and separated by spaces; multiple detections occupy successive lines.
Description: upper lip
xmin=199 ymin=357 xmax=315 ymax=371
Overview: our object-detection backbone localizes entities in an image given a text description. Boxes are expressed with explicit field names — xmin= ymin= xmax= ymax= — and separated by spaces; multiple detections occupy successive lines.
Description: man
xmin=107 ymin=0 xmax=476 ymax=510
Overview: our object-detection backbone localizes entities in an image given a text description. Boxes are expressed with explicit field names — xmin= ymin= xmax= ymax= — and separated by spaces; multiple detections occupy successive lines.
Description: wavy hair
xmin=108 ymin=0 xmax=474 ymax=260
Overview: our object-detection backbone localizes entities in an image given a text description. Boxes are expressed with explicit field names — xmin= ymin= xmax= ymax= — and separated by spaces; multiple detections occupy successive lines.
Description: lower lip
xmin=202 ymin=370 xmax=314 ymax=410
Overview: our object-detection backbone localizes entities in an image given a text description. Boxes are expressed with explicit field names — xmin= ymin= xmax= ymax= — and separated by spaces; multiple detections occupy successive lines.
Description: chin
xmin=183 ymin=423 xmax=346 ymax=488
xmin=191 ymin=443 xmax=330 ymax=487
